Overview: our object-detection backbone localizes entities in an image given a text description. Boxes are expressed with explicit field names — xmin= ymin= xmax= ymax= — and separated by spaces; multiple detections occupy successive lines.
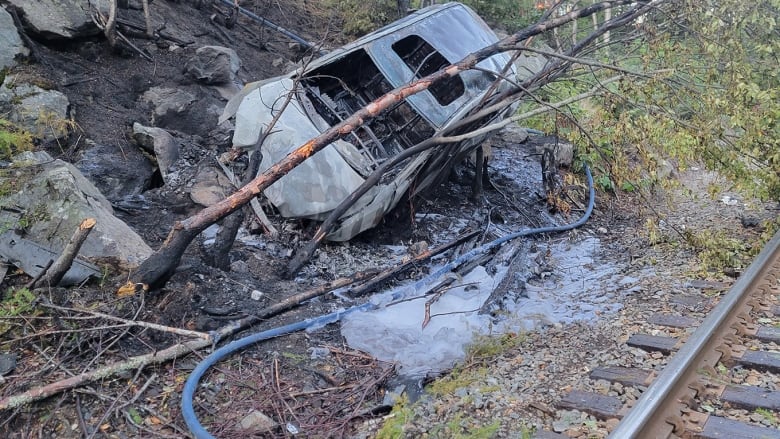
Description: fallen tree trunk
xmin=123 ymin=0 xmax=652 ymax=292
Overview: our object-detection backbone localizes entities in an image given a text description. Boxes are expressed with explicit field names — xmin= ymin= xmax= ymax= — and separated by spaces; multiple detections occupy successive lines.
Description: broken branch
xmin=38 ymin=302 xmax=210 ymax=340
xmin=0 ymin=335 xmax=212 ymax=411
xmin=1 ymin=267 xmax=393 ymax=410
xmin=29 ymin=218 xmax=96 ymax=289
xmin=125 ymin=0 xmax=649 ymax=292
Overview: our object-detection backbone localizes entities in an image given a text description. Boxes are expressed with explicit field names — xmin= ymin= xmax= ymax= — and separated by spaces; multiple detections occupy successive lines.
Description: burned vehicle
xmin=221 ymin=2 xmax=518 ymax=241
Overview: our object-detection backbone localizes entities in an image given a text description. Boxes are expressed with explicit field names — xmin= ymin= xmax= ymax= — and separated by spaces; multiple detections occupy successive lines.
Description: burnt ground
xmin=0 ymin=1 xmax=567 ymax=437
xmin=1 ymin=1 xmax=777 ymax=438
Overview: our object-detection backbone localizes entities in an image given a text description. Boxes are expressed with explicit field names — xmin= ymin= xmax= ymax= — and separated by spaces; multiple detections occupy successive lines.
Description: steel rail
xmin=609 ymin=228 xmax=780 ymax=438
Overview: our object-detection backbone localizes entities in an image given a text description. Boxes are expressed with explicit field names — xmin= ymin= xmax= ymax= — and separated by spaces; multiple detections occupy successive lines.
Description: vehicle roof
xmin=302 ymin=2 xmax=514 ymax=127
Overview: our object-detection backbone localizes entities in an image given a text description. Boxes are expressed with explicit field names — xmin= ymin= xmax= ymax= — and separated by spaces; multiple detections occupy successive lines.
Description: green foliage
xmin=1 ymin=287 xmax=35 ymax=315
xmin=518 ymin=0 xmax=779 ymax=204
xmin=755 ymin=408 xmax=778 ymax=427
xmin=325 ymin=0 xmax=397 ymax=36
xmin=684 ymin=229 xmax=750 ymax=273
xmin=595 ymin=0 xmax=777 ymax=200
xmin=444 ymin=413 xmax=500 ymax=439
xmin=0 ymin=118 xmax=34 ymax=160
xmin=427 ymin=365 xmax=486 ymax=396
xmin=376 ymin=395 xmax=414 ymax=439
xmin=458 ymin=0 xmax=542 ymax=32
xmin=327 ymin=0 xmax=545 ymax=38
xmin=465 ymin=332 xmax=523 ymax=361
xmin=0 ymin=287 xmax=37 ymax=334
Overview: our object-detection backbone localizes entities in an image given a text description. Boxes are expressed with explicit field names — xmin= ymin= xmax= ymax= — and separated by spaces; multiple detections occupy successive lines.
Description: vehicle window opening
xmin=392 ymin=35 xmax=465 ymax=106
xmin=300 ymin=49 xmax=435 ymax=175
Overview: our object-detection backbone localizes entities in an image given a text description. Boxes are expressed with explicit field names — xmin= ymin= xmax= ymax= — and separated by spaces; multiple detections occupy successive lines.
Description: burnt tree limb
xmin=205 ymin=150 xmax=263 ymax=271
xmin=123 ymin=0 xmax=652 ymax=293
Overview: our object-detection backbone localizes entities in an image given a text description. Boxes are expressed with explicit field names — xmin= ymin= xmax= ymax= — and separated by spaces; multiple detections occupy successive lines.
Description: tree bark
xmin=396 ymin=0 xmax=410 ymax=17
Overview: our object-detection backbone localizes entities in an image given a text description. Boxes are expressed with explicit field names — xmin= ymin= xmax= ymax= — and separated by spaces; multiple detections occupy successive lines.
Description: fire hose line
xmin=182 ymin=165 xmax=595 ymax=439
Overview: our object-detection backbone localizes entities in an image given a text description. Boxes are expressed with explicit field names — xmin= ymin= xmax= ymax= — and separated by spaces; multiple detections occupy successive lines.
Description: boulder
xmin=189 ymin=166 xmax=233 ymax=207
xmin=5 ymin=0 xmax=108 ymax=40
xmin=535 ymin=136 xmax=574 ymax=168
xmin=75 ymin=139 xmax=156 ymax=200
xmin=184 ymin=46 xmax=242 ymax=85
xmin=0 ymin=7 xmax=28 ymax=69
xmin=0 ymin=75 xmax=71 ymax=142
xmin=132 ymin=123 xmax=180 ymax=185
xmin=0 ymin=151 xmax=153 ymax=268
xmin=139 ymin=87 xmax=197 ymax=128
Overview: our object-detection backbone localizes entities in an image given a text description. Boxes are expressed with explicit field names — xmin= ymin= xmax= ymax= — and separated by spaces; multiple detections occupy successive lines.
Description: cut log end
xmin=80 ymin=218 xmax=97 ymax=230
xmin=117 ymin=282 xmax=148 ymax=298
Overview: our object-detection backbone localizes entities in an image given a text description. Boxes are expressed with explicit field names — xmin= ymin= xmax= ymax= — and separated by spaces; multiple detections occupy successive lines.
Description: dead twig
xmin=0 ymin=334 xmax=213 ymax=411
xmin=74 ymin=394 xmax=90 ymax=438
xmin=38 ymin=302 xmax=210 ymax=340
xmin=348 ymin=230 xmax=479 ymax=297
xmin=86 ymin=367 xmax=144 ymax=439
xmin=30 ymin=218 xmax=96 ymax=289
xmin=24 ymin=259 xmax=52 ymax=290
xmin=288 ymin=384 xmax=357 ymax=398
xmin=141 ymin=0 xmax=152 ymax=37
xmin=0 ymin=267 xmax=383 ymax=410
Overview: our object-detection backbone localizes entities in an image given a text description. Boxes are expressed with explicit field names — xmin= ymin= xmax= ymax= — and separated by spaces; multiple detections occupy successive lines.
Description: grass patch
xmin=0 ymin=118 xmax=34 ymax=160
xmin=444 ymin=413 xmax=500 ymax=439
xmin=428 ymin=332 xmax=524 ymax=397
xmin=376 ymin=395 xmax=414 ymax=439
xmin=465 ymin=332 xmax=524 ymax=361
xmin=755 ymin=408 xmax=778 ymax=427
xmin=0 ymin=287 xmax=37 ymax=335
xmin=428 ymin=365 xmax=488 ymax=396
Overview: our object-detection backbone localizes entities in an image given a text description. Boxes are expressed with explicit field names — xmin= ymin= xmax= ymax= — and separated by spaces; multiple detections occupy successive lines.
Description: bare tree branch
xmin=122 ymin=0 xmax=657 ymax=292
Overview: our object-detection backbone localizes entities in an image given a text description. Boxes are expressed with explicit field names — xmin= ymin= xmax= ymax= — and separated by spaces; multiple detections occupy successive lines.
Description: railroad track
xmin=540 ymin=230 xmax=780 ymax=438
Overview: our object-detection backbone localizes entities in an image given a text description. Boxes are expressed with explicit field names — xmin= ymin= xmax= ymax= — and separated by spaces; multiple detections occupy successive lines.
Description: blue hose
xmin=182 ymin=166 xmax=595 ymax=439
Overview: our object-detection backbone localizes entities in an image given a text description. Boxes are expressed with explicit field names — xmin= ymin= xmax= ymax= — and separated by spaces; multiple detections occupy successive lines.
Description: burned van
xmin=221 ymin=2 xmax=517 ymax=240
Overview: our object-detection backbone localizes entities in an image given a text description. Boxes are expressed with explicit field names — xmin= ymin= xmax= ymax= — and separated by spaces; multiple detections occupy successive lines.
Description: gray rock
xmin=552 ymin=410 xmax=581 ymax=433
xmin=238 ymin=410 xmax=277 ymax=433
xmin=6 ymin=0 xmax=108 ymax=40
xmin=184 ymin=46 xmax=242 ymax=85
xmin=382 ymin=384 xmax=406 ymax=407
xmin=0 ymin=75 xmax=70 ymax=142
xmin=1 ymin=151 xmax=153 ymax=268
xmin=76 ymin=139 xmax=155 ymax=200
xmin=0 ymin=7 xmax=29 ymax=69
xmin=189 ymin=166 xmax=233 ymax=207
xmin=132 ymin=123 xmax=180 ymax=185
xmin=535 ymin=139 xmax=574 ymax=168
xmin=0 ymin=353 xmax=16 ymax=375
xmin=139 ymin=87 xmax=197 ymax=128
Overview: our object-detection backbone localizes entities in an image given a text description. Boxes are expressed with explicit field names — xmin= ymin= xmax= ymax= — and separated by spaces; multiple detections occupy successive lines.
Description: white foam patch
xmin=340 ymin=236 xmax=646 ymax=377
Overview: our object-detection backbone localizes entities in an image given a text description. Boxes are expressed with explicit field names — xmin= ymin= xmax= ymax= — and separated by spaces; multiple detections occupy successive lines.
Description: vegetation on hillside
xmin=517 ymin=0 xmax=779 ymax=269
xmin=333 ymin=0 xmax=778 ymax=209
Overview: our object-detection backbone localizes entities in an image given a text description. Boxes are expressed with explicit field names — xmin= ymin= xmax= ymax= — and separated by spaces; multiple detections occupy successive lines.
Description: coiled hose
xmin=182 ymin=166 xmax=595 ymax=439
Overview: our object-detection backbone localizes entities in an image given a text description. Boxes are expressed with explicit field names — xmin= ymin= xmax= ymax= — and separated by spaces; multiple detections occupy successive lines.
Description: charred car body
xmin=221 ymin=2 xmax=518 ymax=241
